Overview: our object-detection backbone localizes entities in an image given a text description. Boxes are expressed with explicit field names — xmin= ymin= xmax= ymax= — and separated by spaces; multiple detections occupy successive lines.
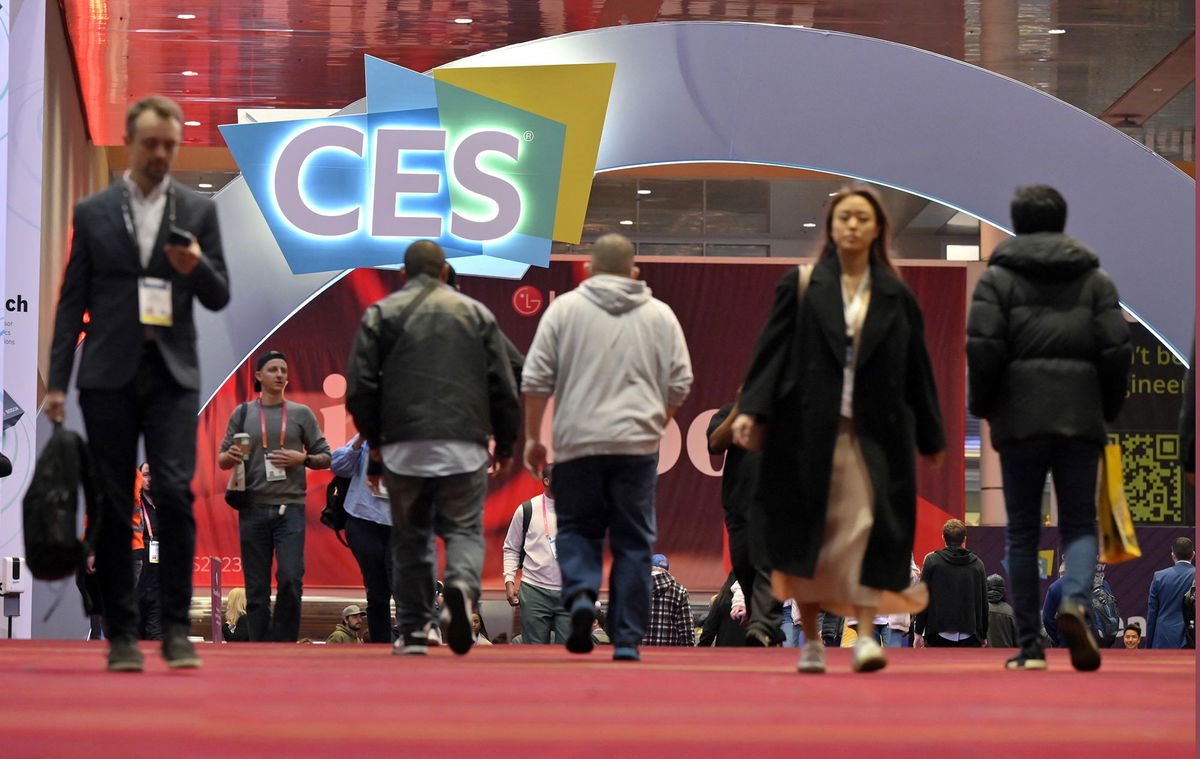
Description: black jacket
xmin=49 ymin=180 xmax=229 ymax=392
xmin=966 ymin=233 xmax=1131 ymax=447
xmin=346 ymin=275 xmax=520 ymax=456
xmin=738 ymin=257 xmax=945 ymax=591
xmin=915 ymin=547 xmax=989 ymax=640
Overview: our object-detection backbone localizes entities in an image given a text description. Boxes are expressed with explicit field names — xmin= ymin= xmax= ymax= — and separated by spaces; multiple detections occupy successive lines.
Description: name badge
xmin=148 ymin=540 xmax=160 ymax=564
xmin=372 ymin=480 xmax=390 ymax=499
xmin=138 ymin=277 xmax=173 ymax=326
xmin=264 ymin=455 xmax=288 ymax=482
xmin=548 ymin=535 xmax=557 ymax=560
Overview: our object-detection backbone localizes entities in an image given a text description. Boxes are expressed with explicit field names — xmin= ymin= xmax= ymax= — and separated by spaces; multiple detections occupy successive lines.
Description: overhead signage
xmin=221 ymin=56 xmax=614 ymax=278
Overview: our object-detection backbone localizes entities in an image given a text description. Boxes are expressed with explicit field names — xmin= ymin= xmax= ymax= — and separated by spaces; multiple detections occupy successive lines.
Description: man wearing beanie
xmin=218 ymin=350 xmax=331 ymax=642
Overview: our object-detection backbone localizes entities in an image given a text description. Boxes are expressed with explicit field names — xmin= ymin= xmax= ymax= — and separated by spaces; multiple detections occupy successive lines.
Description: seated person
xmin=326 ymin=605 xmax=367 ymax=644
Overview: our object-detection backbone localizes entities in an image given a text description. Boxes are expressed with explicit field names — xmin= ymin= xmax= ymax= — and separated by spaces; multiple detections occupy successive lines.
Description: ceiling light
xmin=453 ymin=18 xmax=473 ymax=24
xmin=1048 ymin=28 xmax=1066 ymax=35
xmin=182 ymin=70 xmax=199 ymax=77
xmin=177 ymin=13 xmax=197 ymax=20
xmin=184 ymin=120 xmax=201 ymax=126
xmin=1037 ymin=58 xmax=1048 ymax=62
xmin=1152 ymin=87 xmax=1163 ymax=93
xmin=827 ymin=192 xmax=838 ymax=196
xmin=637 ymin=189 xmax=652 ymax=195
xmin=619 ymin=220 xmax=634 ymax=226
xmin=802 ymin=222 xmax=817 ymax=228
xmin=198 ymin=183 xmax=213 ymax=189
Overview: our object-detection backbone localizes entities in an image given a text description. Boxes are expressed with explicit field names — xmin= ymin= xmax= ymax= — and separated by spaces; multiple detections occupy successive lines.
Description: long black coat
xmin=739 ymin=256 xmax=945 ymax=592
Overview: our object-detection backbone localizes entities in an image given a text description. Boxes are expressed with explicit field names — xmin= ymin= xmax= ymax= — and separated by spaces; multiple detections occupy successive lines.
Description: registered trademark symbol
xmin=523 ymin=131 xmax=535 ymax=141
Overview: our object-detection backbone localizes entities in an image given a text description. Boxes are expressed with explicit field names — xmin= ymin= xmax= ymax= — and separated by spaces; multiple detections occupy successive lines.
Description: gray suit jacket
xmin=49 ymin=179 xmax=229 ymax=392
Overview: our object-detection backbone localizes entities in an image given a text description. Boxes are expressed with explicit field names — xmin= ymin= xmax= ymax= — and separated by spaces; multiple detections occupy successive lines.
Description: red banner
xmin=192 ymin=260 xmax=965 ymax=592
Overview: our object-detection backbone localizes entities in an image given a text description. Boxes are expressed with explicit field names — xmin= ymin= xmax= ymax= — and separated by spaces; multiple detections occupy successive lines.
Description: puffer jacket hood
xmin=987 ymin=573 xmax=1007 ymax=604
xmin=579 ymin=274 xmax=651 ymax=314
xmin=990 ymin=233 xmax=1098 ymax=280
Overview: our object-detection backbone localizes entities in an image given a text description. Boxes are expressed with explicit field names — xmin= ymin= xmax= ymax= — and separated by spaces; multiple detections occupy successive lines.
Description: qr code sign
xmin=1113 ymin=432 xmax=1183 ymax=523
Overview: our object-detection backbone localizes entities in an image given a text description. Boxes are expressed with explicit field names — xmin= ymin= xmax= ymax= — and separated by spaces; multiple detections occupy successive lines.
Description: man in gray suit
xmin=47 ymin=95 xmax=229 ymax=672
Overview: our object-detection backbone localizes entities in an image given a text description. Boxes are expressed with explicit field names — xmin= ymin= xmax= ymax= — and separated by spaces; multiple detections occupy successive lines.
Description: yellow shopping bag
xmin=1097 ymin=443 xmax=1141 ymax=564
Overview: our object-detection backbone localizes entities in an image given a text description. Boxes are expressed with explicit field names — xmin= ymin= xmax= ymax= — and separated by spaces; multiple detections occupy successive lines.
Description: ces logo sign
xmin=221 ymin=56 xmax=614 ymax=279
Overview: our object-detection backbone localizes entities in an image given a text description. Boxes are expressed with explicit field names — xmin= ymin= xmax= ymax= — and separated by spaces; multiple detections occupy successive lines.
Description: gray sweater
xmin=522 ymin=275 xmax=693 ymax=463
xmin=221 ymin=400 xmax=330 ymax=505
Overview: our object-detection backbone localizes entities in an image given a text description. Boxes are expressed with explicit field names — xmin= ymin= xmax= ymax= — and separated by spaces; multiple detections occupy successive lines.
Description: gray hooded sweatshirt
xmin=522 ymin=274 xmax=693 ymax=463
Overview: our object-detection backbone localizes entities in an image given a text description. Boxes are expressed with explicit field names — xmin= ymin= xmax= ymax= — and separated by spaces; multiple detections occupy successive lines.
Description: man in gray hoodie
xmin=522 ymin=233 xmax=693 ymax=662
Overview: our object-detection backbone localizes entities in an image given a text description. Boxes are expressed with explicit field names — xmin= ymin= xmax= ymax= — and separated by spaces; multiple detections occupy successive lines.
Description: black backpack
xmin=22 ymin=424 xmax=101 ymax=580
xmin=320 ymin=476 xmax=353 ymax=547
xmin=1089 ymin=583 xmax=1121 ymax=648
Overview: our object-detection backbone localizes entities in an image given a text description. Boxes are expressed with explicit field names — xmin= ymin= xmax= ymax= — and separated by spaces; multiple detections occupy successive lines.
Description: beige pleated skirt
xmin=772 ymin=419 xmax=928 ymax=617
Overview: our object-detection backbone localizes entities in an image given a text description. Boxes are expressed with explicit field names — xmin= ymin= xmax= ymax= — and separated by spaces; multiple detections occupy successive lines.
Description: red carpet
xmin=0 ymin=641 xmax=1192 ymax=757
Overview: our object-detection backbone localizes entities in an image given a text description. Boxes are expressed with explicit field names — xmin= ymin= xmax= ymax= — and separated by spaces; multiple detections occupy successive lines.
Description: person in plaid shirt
xmin=644 ymin=554 xmax=695 ymax=646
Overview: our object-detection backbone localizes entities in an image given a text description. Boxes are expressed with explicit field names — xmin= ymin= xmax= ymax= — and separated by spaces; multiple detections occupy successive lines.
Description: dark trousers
xmin=925 ymin=634 xmax=983 ymax=647
xmin=78 ymin=344 xmax=198 ymax=642
xmin=238 ymin=503 xmax=306 ymax=641
xmin=552 ymin=454 xmax=658 ymax=648
xmin=999 ymin=437 xmax=1101 ymax=648
xmin=725 ymin=506 xmax=784 ymax=643
xmin=136 ymin=554 xmax=162 ymax=640
xmin=345 ymin=514 xmax=394 ymax=643
xmin=383 ymin=467 xmax=488 ymax=636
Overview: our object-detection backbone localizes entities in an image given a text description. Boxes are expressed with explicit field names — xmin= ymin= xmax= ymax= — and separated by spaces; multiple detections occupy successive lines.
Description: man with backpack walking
xmin=502 ymin=467 xmax=569 ymax=644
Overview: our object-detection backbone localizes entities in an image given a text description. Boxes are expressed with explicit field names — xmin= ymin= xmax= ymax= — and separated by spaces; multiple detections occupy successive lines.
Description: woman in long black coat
xmin=733 ymin=187 xmax=945 ymax=674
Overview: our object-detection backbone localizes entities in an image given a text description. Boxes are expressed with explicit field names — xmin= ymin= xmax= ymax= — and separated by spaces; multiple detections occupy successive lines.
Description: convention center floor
xmin=0 ymin=641 xmax=1192 ymax=756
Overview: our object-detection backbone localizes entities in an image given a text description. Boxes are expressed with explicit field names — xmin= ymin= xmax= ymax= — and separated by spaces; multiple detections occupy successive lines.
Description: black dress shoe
xmin=107 ymin=638 xmax=144 ymax=672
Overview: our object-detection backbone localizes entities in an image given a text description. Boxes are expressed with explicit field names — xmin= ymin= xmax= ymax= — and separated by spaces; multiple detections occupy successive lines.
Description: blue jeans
xmin=552 ymin=454 xmax=658 ymax=648
xmin=881 ymin=626 xmax=907 ymax=648
xmin=780 ymin=613 xmax=801 ymax=647
xmin=999 ymin=437 xmax=1101 ymax=648
xmin=238 ymin=503 xmax=306 ymax=642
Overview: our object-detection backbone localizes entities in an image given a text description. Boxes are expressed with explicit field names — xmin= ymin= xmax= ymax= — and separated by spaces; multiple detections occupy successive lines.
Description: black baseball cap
xmin=253 ymin=350 xmax=287 ymax=392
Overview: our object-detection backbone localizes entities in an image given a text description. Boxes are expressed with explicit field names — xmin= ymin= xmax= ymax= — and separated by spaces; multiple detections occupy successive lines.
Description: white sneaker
xmin=852 ymin=637 xmax=887 ymax=673
xmin=797 ymin=640 xmax=826 ymax=673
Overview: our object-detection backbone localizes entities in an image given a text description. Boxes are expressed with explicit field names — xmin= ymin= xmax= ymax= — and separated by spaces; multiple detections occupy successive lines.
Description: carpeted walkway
xmin=0 ymin=641 xmax=1192 ymax=757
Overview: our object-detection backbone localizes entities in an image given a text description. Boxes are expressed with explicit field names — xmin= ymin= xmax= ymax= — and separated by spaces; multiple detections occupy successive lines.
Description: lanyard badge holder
xmin=124 ymin=186 xmax=186 ymax=327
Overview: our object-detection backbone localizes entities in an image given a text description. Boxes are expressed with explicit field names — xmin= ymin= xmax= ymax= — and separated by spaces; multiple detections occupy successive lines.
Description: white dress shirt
xmin=123 ymin=172 xmax=170 ymax=269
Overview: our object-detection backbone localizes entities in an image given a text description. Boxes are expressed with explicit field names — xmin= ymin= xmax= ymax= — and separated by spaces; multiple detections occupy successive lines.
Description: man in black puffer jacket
xmin=967 ymin=185 xmax=1131 ymax=672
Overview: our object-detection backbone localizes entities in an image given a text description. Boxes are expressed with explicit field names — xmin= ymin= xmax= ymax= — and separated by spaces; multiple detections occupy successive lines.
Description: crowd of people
xmin=49 ymin=95 xmax=1195 ymax=675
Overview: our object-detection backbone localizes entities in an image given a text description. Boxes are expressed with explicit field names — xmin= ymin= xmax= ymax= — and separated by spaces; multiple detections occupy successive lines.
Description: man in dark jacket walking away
xmin=986 ymin=574 xmax=1017 ymax=648
xmin=346 ymin=240 xmax=521 ymax=657
xmin=967 ymin=184 xmax=1131 ymax=671
xmin=915 ymin=520 xmax=988 ymax=647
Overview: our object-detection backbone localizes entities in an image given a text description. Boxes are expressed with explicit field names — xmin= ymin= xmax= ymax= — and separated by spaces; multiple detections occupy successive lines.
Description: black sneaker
xmin=162 ymin=627 xmax=202 ymax=669
xmin=565 ymin=595 xmax=596 ymax=654
xmin=1056 ymin=601 xmax=1101 ymax=672
xmin=442 ymin=581 xmax=475 ymax=655
xmin=395 ymin=629 xmax=429 ymax=656
xmin=1005 ymin=642 xmax=1047 ymax=671
xmin=106 ymin=637 xmax=144 ymax=673
xmin=745 ymin=627 xmax=772 ymax=647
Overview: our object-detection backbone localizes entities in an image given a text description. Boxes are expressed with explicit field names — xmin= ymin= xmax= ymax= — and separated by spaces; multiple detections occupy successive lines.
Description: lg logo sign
xmin=512 ymin=285 xmax=544 ymax=316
